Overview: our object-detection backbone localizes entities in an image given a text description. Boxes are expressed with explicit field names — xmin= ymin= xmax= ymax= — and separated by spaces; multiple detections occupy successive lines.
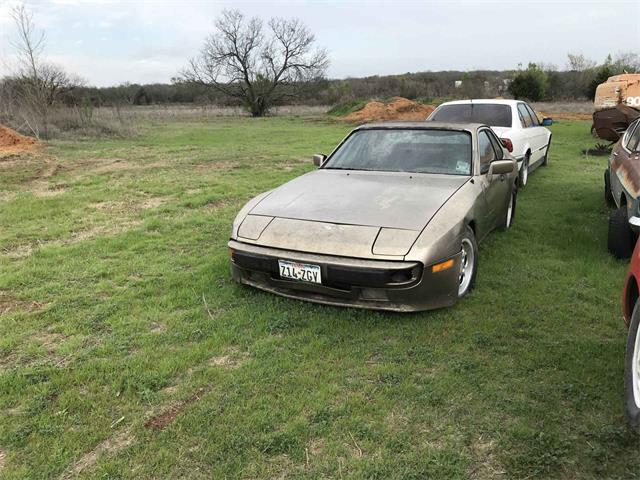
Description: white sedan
xmin=428 ymin=99 xmax=553 ymax=187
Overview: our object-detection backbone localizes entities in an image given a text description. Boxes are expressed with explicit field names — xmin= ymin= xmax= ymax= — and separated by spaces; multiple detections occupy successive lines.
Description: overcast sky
xmin=0 ymin=0 xmax=638 ymax=87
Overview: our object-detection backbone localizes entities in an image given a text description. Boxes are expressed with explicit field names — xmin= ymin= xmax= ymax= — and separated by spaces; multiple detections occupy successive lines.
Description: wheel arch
xmin=467 ymin=219 xmax=476 ymax=236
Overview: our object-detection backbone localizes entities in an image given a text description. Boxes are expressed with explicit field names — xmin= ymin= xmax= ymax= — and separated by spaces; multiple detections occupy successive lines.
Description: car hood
xmin=250 ymin=169 xmax=469 ymax=231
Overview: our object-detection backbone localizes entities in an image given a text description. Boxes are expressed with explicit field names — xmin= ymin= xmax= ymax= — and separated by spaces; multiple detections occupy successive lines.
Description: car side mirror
xmin=488 ymin=160 xmax=514 ymax=176
xmin=542 ymin=117 xmax=553 ymax=126
xmin=313 ymin=154 xmax=326 ymax=167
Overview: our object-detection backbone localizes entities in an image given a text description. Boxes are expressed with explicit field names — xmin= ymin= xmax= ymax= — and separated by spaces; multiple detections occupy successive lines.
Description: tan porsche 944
xmin=229 ymin=122 xmax=518 ymax=312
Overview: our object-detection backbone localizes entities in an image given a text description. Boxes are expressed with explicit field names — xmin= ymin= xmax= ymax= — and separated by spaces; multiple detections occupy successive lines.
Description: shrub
xmin=326 ymin=99 xmax=366 ymax=117
xmin=509 ymin=63 xmax=548 ymax=101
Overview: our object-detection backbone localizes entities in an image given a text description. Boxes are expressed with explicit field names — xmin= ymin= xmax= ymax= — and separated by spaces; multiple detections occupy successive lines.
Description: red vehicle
xmin=621 ymin=240 xmax=640 ymax=433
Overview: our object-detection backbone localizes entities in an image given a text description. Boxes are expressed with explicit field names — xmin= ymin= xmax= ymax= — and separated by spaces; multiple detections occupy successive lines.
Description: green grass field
xmin=1 ymin=116 xmax=639 ymax=479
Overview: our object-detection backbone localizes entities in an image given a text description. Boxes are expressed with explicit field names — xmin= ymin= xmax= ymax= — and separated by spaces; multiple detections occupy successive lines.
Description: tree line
xmin=55 ymin=54 xmax=639 ymax=110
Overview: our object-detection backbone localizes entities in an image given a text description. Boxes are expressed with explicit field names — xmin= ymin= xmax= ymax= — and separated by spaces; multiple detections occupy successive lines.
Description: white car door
xmin=524 ymin=103 xmax=550 ymax=163
xmin=518 ymin=103 xmax=548 ymax=164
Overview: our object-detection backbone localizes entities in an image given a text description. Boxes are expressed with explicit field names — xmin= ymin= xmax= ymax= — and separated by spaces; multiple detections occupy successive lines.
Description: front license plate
xmin=278 ymin=259 xmax=322 ymax=284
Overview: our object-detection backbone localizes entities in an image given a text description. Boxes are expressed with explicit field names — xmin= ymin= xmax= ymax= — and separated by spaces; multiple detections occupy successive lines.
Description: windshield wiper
xmin=324 ymin=167 xmax=372 ymax=171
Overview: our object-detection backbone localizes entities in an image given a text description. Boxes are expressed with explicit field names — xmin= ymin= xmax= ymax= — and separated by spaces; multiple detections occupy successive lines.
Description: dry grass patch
xmin=69 ymin=220 xmax=143 ymax=243
xmin=140 ymin=196 xmax=169 ymax=209
xmin=468 ymin=434 xmax=505 ymax=479
xmin=93 ymin=195 xmax=170 ymax=213
xmin=59 ymin=428 xmax=134 ymax=479
xmin=27 ymin=331 xmax=75 ymax=367
xmin=307 ymin=438 xmax=325 ymax=457
xmin=2 ymin=243 xmax=34 ymax=259
xmin=208 ymin=347 xmax=248 ymax=369
xmin=0 ymin=289 xmax=44 ymax=315
xmin=66 ymin=158 xmax=170 ymax=181
xmin=0 ymin=191 xmax=16 ymax=202
xmin=30 ymin=331 xmax=65 ymax=354
xmin=0 ymin=449 xmax=6 ymax=471
xmin=150 ymin=322 xmax=166 ymax=334
xmin=2 ymin=219 xmax=143 ymax=259
xmin=203 ymin=198 xmax=235 ymax=210
xmin=33 ymin=183 xmax=67 ymax=198
xmin=195 ymin=160 xmax=239 ymax=172
xmin=161 ymin=385 xmax=179 ymax=395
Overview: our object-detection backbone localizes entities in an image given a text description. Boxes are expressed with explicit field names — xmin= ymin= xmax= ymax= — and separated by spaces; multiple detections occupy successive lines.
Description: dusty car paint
xmin=228 ymin=122 xmax=517 ymax=311
xmin=608 ymin=119 xmax=640 ymax=217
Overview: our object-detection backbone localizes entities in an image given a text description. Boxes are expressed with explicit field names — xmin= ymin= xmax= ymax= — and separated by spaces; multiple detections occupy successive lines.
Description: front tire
xmin=624 ymin=301 xmax=640 ymax=433
xmin=608 ymin=206 xmax=635 ymax=259
xmin=502 ymin=188 xmax=516 ymax=230
xmin=604 ymin=169 xmax=614 ymax=207
xmin=458 ymin=226 xmax=478 ymax=298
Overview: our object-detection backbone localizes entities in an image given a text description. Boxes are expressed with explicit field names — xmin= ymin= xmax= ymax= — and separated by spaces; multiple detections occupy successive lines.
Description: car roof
xmin=436 ymin=99 xmax=523 ymax=107
xmin=355 ymin=121 xmax=486 ymax=132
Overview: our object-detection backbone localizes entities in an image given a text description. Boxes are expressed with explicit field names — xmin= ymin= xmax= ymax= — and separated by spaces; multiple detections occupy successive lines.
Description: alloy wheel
xmin=458 ymin=238 xmax=475 ymax=296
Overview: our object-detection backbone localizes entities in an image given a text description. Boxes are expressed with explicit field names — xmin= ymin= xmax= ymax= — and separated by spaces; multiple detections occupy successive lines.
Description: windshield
xmin=324 ymin=129 xmax=472 ymax=175
xmin=430 ymin=104 xmax=512 ymax=128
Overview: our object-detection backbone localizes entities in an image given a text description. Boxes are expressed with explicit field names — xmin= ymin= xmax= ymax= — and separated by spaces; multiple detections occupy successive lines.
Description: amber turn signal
xmin=432 ymin=259 xmax=454 ymax=273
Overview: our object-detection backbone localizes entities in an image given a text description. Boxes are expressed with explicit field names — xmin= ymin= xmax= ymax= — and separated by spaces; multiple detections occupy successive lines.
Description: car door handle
xmin=613 ymin=151 xmax=618 ymax=156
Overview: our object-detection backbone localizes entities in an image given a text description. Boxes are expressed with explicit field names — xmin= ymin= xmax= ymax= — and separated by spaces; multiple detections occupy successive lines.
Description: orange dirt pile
xmin=0 ymin=124 xmax=38 ymax=155
xmin=343 ymin=97 xmax=436 ymax=123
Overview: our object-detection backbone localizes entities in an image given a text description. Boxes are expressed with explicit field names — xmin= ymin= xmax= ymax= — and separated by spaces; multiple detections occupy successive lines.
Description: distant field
xmin=0 ymin=116 xmax=638 ymax=478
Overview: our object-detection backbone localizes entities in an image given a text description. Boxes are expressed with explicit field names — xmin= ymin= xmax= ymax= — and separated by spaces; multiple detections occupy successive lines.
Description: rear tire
xmin=608 ymin=206 xmax=635 ymax=259
xmin=457 ymin=226 xmax=478 ymax=299
xmin=624 ymin=301 xmax=640 ymax=433
xmin=542 ymin=137 xmax=551 ymax=166
xmin=518 ymin=154 xmax=529 ymax=187
xmin=604 ymin=169 xmax=615 ymax=207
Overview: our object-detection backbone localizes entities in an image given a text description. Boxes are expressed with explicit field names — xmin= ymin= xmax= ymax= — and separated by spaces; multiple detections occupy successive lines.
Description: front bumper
xmin=228 ymin=240 xmax=462 ymax=312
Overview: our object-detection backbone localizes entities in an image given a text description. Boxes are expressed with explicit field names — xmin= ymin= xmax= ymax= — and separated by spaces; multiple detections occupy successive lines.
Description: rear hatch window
xmin=430 ymin=104 xmax=512 ymax=127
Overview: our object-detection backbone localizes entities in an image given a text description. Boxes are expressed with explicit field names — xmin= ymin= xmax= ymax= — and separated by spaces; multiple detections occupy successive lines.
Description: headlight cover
xmin=237 ymin=215 xmax=274 ymax=240
xmin=230 ymin=191 xmax=273 ymax=239
xmin=372 ymin=228 xmax=419 ymax=256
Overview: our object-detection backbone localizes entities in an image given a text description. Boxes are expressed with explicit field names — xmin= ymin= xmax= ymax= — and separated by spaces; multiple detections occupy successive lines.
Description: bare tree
xmin=183 ymin=10 xmax=328 ymax=117
xmin=612 ymin=52 xmax=640 ymax=73
xmin=566 ymin=53 xmax=596 ymax=72
xmin=9 ymin=5 xmax=82 ymax=138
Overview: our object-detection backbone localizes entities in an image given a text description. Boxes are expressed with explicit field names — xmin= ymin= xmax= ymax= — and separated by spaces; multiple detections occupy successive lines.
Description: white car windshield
xmin=324 ymin=129 xmax=472 ymax=175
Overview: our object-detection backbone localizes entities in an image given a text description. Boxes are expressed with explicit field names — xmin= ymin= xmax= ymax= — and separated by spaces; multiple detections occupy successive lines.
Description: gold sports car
xmin=229 ymin=122 xmax=517 ymax=312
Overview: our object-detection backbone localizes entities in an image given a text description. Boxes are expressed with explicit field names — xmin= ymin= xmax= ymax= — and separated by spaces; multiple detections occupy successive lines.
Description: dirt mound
xmin=343 ymin=97 xmax=436 ymax=123
xmin=0 ymin=124 xmax=38 ymax=155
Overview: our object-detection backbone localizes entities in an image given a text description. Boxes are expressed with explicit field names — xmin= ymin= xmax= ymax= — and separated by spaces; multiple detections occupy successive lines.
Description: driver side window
xmin=626 ymin=122 xmax=640 ymax=152
xmin=479 ymin=130 xmax=496 ymax=173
